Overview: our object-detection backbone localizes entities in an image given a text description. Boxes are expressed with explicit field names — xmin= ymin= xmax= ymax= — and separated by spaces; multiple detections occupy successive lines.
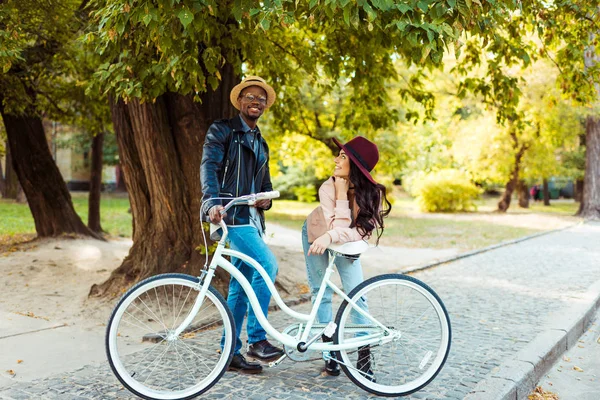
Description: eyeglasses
xmin=240 ymin=93 xmax=267 ymax=105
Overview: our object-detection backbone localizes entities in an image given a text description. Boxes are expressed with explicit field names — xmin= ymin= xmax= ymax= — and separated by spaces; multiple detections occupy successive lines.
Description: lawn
xmin=269 ymin=196 xmax=581 ymax=250
xmin=0 ymin=192 xmax=581 ymax=251
xmin=0 ymin=193 xmax=132 ymax=239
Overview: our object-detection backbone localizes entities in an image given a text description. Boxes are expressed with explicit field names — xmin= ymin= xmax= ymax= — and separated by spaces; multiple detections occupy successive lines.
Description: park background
xmin=1 ymin=1 xmax=600 ymax=398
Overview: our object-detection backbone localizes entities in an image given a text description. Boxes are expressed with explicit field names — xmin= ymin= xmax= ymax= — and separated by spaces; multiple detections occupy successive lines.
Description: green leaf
xmin=417 ymin=0 xmax=429 ymax=12
xmin=260 ymin=18 xmax=271 ymax=30
xmin=116 ymin=20 xmax=125 ymax=36
xmin=457 ymin=0 xmax=470 ymax=16
xmin=309 ymin=0 xmax=319 ymax=9
xmin=343 ymin=6 xmax=350 ymax=26
xmin=142 ymin=14 xmax=152 ymax=26
xmin=178 ymin=8 xmax=194 ymax=29
xmin=397 ymin=4 xmax=412 ymax=13
xmin=447 ymin=0 xmax=457 ymax=8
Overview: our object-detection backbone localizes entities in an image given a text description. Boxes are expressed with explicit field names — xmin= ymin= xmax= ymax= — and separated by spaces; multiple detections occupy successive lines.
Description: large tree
xmin=450 ymin=0 xmax=600 ymax=213
xmin=85 ymin=0 xmax=525 ymax=296
xmin=0 ymin=0 xmax=101 ymax=236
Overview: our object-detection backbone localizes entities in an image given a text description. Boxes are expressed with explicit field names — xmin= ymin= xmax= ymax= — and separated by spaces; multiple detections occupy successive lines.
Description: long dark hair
xmin=348 ymin=162 xmax=392 ymax=245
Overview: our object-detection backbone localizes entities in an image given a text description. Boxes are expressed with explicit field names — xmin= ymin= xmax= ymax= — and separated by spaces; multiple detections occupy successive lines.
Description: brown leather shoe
xmin=228 ymin=354 xmax=262 ymax=374
xmin=247 ymin=339 xmax=284 ymax=360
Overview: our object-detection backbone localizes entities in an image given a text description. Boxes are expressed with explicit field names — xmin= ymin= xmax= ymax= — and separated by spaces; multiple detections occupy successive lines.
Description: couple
xmin=200 ymin=76 xmax=392 ymax=376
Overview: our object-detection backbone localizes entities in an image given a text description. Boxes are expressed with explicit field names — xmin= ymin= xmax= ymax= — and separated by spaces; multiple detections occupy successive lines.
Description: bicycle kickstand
xmin=268 ymin=353 xmax=288 ymax=368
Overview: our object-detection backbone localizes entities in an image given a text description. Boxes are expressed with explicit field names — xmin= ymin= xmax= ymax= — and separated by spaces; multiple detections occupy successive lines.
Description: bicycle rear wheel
xmin=334 ymin=274 xmax=451 ymax=397
xmin=106 ymin=273 xmax=234 ymax=400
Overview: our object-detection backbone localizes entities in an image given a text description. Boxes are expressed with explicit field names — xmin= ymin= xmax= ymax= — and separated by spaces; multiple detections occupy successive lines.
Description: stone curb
xmin=400 ymin=221 xmax=583 ymax=275
xmin=464 ymin=277 xmax=600 ymax=400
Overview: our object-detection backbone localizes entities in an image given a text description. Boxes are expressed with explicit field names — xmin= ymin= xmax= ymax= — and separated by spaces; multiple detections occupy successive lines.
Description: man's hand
xmin=208 ymin=205 xmax=225 ymax=224
xmin=334 ymin=177 xmax=349 ymax=200
xmin=253 ymin=199 xmax=271 ymax=209
xmin=308 ymin=233 xmax=332 ymax=256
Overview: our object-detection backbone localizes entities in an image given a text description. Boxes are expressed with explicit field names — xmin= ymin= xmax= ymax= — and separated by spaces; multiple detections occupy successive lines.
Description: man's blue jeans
xmin=224 ymin=225 xmax=278 ymax=355
xmin=301 ymin=222 xmax=369 ymax=328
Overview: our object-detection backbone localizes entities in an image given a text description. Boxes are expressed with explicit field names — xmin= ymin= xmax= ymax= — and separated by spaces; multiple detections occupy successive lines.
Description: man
xmin=201 ymin=76 xmax=284 ymax=374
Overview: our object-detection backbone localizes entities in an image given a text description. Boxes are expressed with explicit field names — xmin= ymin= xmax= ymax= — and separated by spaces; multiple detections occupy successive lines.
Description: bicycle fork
xmin=172 ymin=268 xmax=214 ymax=337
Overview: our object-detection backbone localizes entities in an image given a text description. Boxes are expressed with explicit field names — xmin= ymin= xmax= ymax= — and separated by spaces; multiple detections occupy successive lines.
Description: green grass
xmin=0 ymin=200 xmax=36 ymax=235
xmin=266 ymin=195 xmax=580 ymax=250
xmin=0 ymin=193 xmax=132 ymax=238
xmin=0 ymin=192 xmax=580 ymax=251
xmin=379 ymin=217 xmax=537 ymax=249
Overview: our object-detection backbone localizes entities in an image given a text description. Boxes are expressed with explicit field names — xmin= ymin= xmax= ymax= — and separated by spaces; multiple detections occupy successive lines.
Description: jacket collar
xmin=231 ymin=115 xmax=261 ymax=136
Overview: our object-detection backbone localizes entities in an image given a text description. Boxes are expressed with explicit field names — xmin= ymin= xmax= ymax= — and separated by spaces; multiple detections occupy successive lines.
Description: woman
xmin=302 ymin=136 xmax=392 ymax=378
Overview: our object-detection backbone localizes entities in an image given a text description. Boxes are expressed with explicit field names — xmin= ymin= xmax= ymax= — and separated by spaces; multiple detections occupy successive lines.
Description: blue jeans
xmin=223 ymin=225 xmax=279 ymax=355
xmin=302 ymin=222 xmax=368 ymax=328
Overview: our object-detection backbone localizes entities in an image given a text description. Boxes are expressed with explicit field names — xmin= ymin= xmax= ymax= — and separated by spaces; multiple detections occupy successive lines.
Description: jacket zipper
xmin=255 ymin=158 xmax=267 ymax=180
xmin=221 ymin=159 xmax=229 ymax=189
xmin=233 ymin=140 xmax=242 ymax=225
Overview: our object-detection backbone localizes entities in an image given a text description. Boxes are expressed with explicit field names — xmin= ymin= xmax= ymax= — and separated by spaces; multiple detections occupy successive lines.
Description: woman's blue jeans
xmin=223 ymin=225 xmax=278 ymax=355
xmin=302 ymin=222 xmax=368 ymax=329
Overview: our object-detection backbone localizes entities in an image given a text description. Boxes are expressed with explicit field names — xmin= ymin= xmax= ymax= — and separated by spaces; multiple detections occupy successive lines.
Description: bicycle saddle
xmin=328 ymin=240 xmax=370 ymax=258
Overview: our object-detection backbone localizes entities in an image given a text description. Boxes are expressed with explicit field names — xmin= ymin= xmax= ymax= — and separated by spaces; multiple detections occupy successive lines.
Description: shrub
xmin=414 ymin=169 xmax=482 ymax=212
xmin=293 ymin=184 xmax=317 ymax=203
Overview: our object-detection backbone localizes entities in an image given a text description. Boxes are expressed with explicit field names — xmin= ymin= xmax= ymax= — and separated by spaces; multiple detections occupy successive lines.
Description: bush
xmin=293 ymin=184 xmax=317 ymax=203
xmin=414 ymin=169 xmax=482 ymax=212
xmin=271 ymin=165 xmax=322 ymax=201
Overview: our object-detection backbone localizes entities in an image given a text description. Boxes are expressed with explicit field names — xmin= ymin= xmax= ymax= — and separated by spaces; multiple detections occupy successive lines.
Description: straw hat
xmin=332 ymin=136 xmax=380 ymax=185
xmin=229 ymin=76 xmax=276 ymax=110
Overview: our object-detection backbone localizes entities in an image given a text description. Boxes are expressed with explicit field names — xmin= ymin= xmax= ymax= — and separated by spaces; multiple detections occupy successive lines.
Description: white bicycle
xmin=105 ymin=191 xmax=451 ymax=399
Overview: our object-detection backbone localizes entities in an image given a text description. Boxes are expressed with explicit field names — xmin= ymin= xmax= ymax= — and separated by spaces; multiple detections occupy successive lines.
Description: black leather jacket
xmin=200 ymin=115 xmax=273 ymax=228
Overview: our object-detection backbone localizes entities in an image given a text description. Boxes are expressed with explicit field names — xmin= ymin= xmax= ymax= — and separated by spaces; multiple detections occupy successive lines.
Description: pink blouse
xmin=318 ymin=177 xmax=368 ymax=244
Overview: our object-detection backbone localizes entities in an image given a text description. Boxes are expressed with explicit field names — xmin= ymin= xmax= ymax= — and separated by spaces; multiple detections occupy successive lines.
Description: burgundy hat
xmin=332 ymin=136 xmax=379 ymax=185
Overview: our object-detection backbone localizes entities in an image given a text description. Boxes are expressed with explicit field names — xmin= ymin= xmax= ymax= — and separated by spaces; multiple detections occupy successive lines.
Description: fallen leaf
xmin=13 ymin=311 xmax=49 ymax=321
xmin=562 ymin=356 xmax=571 ymax=362
xmin=6 ymin=370 xmax=15 ymax=376
xmin=300 ymin=387 xmax=310 ymax=392
xmin=528 ymin=386 xmax=559 ymax=400
xmin=16 ymin=360 xmax=23 ymax=364
xmin=573 ymin=366 xmax=584 ymax=372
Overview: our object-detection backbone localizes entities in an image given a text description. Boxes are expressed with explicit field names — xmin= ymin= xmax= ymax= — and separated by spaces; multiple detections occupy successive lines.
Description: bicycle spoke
xmin=108 ymin=277 xmax=234 ymax=399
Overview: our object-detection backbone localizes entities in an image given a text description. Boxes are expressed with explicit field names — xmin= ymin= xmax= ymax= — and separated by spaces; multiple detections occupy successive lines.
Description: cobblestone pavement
xmin=1 ymin=223 xmax=599 ymax=400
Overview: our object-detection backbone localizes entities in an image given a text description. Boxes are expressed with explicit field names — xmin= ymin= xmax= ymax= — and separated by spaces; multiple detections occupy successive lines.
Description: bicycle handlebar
xmin=220 ymin=190 xmax=280 ymax=215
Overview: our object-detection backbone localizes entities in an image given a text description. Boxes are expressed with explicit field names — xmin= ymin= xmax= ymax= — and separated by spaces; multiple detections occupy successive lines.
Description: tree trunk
xmin=575 ymin=179 xmax=584 ymax=202
xmin=90 ymin=64 xmax=239 ymax=297
xmin=2 ymin=141 xmax=18 ymax=199
xmin=542 ymin=178 xmax=551 ymax=206
xmin=15 ymin=183 xmax=26 ymax=204
xmin=577 ymin=116 xmax=600 ymax=219
xmin=517 ymin=179 xmax=529 ymax=208
xmin=498 ymin=130 xmax=528 ymax=212
xmin=88 ymin=132 xmax=104 ymax=233
xmin=0 ymin=155 xmax=4 ymax=196
xmin=0 ymin=110 xmax=100 ymax=238
xmin=115 ymin=163 xmax=127 ymax=192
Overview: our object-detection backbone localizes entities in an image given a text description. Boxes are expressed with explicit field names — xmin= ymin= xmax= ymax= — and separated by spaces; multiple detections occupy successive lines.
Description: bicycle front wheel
xmin=334 ymin=274 xmax=451 ymax=397
xmin=106 ymin=273 xmax=234 ymax=400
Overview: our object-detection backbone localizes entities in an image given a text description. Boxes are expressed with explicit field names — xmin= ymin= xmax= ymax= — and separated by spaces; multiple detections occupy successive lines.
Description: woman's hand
xmin=334 ymin=177 xmax=349 ymax=200
xmin=308 ymin=233 xmax=332 ymax=256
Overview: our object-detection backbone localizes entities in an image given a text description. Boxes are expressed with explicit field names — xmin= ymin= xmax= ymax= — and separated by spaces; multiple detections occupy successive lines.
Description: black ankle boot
xmin=357 ymin=345 xmax=376 ymax=382
xmin=322 ymin=335 xmax=340 ymax=376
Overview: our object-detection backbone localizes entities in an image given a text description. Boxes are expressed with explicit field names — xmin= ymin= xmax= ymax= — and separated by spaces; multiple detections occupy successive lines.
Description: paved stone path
xmin=1 ymin=222 xmax=599 ymax=399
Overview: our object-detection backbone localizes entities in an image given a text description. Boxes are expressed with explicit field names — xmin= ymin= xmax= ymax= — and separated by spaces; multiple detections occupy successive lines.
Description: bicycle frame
xmin=174 ymin=219 xmax=395 ymax=353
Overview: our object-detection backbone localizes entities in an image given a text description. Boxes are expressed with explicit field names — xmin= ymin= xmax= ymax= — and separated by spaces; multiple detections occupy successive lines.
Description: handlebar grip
xmin=255 ymin=190 xmax=280 ymax=200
